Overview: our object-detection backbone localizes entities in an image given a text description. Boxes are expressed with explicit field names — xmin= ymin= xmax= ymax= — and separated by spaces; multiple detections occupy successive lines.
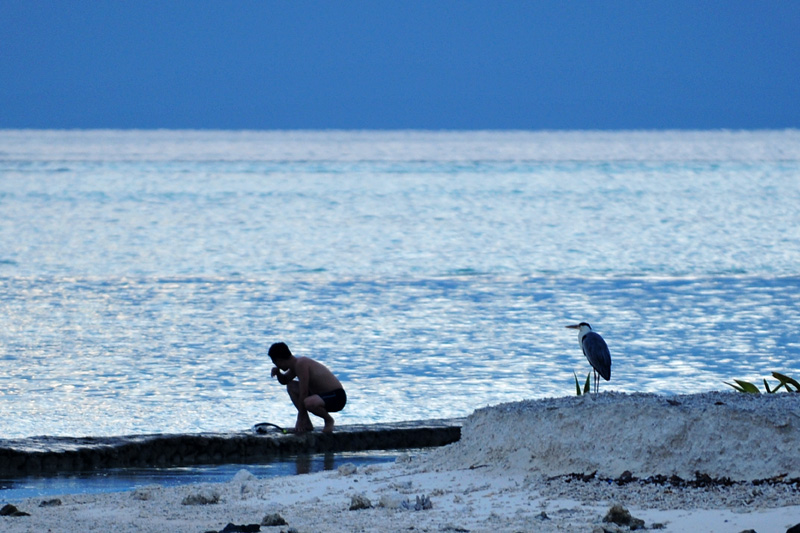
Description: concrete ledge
xmin=0 ymin=418 xmax=463 ymax=477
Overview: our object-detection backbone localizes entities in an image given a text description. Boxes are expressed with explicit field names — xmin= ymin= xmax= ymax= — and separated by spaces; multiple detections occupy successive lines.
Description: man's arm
xmin=272 ymin=367 xmax=296 ymax=385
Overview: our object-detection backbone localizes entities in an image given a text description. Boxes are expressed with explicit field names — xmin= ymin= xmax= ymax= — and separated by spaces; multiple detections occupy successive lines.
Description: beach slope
xmin=3 ymin=392 xmax=799 ymax=532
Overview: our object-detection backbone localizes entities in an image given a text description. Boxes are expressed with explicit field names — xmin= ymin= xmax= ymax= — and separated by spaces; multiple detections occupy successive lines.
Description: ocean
xmin=1 ymin=129 xmax=799 ymax=439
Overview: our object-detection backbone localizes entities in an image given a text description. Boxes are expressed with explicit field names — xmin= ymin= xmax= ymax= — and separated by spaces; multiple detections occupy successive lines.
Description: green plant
xmin=574 ymin=371 xmax=591 ymax=395
xmin=724 ymin=372 xmax=800 ymax=394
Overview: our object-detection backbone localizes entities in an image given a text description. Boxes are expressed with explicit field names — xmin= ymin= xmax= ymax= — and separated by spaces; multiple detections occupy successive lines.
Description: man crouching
xmin=269 ymin=342 xmax=347 ymax=433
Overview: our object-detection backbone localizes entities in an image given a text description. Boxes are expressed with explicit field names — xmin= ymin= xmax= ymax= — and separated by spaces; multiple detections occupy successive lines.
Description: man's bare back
xmin=295 ymin=356 xmax=342 ymax=396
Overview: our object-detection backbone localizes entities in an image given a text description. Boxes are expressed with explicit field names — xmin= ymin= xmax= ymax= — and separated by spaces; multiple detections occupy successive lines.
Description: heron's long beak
xmin=566 ymin=324 xmax=580 ymax=329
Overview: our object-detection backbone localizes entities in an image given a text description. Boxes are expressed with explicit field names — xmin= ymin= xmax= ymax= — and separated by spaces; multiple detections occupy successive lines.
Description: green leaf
xmin=583 ymin=373 xmax=591 ymax=395
xmin=733 ymin=379 xmax=761 ymax=394
xmin=764 ymin=379 xmax=773 ymax=393
xmin=773 ymin=372 xmax=800 ymax=392
xmin=574 ymin=371 xmax=582 ymax=396
xmin=724 ymin=381 xmax=746 ymax=393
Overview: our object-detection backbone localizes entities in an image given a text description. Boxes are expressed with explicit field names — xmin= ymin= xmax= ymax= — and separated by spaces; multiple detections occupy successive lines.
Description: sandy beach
xmin=3 ymin=392 xmax=800 ymax=532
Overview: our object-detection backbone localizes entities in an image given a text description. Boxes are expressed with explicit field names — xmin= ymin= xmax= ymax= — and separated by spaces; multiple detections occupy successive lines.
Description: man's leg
xmin=286 ymin=381 xmax=314 ymax=432
xmin=304 ymin=395 xmax=335 ymax=433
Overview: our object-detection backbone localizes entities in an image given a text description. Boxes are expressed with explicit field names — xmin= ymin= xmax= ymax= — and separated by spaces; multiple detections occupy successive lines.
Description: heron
xmin=566 ymin=322 xmax=611 ymax=394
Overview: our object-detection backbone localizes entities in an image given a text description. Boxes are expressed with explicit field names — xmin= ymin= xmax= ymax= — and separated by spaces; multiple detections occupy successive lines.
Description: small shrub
xmin=725 ymin=372 xmax=800 ymax=394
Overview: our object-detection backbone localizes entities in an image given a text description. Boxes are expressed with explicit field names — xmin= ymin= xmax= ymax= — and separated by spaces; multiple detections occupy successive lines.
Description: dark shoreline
xmin=0 ymin=418 xmax=462 ymax=478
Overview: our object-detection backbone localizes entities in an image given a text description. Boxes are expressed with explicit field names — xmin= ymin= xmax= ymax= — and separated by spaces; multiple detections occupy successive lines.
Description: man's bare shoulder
xmin=294 ymin=356 xmax=321 ymax=371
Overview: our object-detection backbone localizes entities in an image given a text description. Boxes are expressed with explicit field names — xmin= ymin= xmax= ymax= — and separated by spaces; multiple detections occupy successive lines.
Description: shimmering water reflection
xmin=2 ymin=130 xmax=800 ymax=438
xmin=2 ymin=274 xmax=798 ymax=437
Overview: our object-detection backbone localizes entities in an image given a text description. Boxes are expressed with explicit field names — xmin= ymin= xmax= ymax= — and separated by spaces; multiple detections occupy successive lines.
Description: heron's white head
xmin=566 ymin=322 xmax=592 ymax=332
xmin=566 ymin=322 xmax=592 ymax=342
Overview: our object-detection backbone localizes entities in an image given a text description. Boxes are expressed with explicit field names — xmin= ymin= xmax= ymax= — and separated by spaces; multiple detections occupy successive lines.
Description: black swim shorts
xmin=318 ymin=388 xmax=347 ymax=413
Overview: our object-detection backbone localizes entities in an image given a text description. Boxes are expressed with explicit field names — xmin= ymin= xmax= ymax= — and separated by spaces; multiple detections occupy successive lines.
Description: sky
xmin=1 ymin=1 xmax=799 ymax=130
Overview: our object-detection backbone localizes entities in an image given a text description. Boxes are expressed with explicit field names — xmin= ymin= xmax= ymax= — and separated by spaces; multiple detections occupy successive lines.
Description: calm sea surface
xmin=1 ymin=130 xmax=800 ymax=438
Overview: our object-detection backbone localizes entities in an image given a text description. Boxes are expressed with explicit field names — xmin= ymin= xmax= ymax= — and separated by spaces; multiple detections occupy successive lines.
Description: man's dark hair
xmin=268 ymin=342 xmax=292 ymax=361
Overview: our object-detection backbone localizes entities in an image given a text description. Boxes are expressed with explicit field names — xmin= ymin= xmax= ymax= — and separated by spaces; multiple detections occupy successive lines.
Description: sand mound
xmin=425 ymin=392 xmax=800 ymax=480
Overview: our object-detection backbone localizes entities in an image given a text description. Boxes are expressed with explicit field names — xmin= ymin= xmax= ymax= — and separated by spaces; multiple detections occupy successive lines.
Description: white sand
xmin=3 ymin=392 xmax=800 ymax=533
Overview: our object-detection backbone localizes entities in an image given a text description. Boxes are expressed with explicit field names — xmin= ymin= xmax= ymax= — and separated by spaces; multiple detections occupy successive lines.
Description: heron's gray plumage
xmin=581 ymin=331 xmax=611 ymax=381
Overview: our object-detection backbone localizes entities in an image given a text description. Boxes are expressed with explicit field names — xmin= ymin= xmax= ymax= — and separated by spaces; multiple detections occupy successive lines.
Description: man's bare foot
xmin=322 ymin=417 xmax=335 ymax=433
xmin=294 ymin=422 xmax=314 ymax=434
